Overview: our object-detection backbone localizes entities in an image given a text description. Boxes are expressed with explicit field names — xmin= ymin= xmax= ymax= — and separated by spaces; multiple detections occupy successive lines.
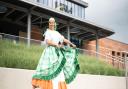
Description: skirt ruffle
xmin=32 ymin=79 xmax=67 ymax=89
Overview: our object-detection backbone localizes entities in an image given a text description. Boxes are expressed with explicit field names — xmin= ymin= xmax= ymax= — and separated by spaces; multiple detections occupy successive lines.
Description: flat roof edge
xmin=67 ymin=0 xmax=88 ymax=8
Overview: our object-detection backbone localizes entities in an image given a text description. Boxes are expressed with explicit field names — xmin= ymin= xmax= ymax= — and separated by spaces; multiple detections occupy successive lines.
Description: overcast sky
xmin=83 ymin=0 xmax=128 ymax=44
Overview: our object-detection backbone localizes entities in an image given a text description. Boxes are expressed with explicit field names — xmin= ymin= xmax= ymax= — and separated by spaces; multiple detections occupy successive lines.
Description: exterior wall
xmin=84 ymin=38 xmax=128 ymax=52
xmin=0 ymin=67 xmax=126 ymax=89
xmin=83 ymin=38 xmax=128 ymax=69
xmin=19 ymin=26 xmax=43 ymax=41
xmin=31 ymin=26 xmax=43 ymax=41
xmin=19 ymin=26 xmax=44 ymax=45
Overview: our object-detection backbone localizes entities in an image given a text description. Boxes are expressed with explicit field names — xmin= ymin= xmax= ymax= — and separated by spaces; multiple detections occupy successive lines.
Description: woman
xmin=32 ymin=17 xmax=80 ymax=89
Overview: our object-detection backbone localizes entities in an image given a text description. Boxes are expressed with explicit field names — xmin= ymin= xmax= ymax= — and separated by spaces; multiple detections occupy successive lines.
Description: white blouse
xmin=44 ymin=29 xmax=64 ymax=45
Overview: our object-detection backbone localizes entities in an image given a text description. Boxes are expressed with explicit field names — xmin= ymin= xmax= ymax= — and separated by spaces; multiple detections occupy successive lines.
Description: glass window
xmin=53 ymin=0 xmax=56 ymax=8
xmin=67 ymin=1 xmax=72 ymax=14
xmin=83 ymin=8 xmax=85 ymax=18
xmin=60 ymin=0 xmax=64 ymax=4
xmin=79 ymin=6 xmax=82 ymax=18
xmin=60 ymin=0 xmax=65 ymax=11
xmin=70 ymin=3 xmax=72 ymax=14
xmin=64 ymin=0 xmax=68 ymax=12
xmin=64 ymin=0 xmax=67 ymax=6
xmin=55 ymin=0 xmax=58 ymax=8
xmin=82 ymin=8 xmax=84 ymax=18
xmin=78 ymin=6 xmax=81 ymax=17
xmin=42 ymin=0 xmax=45 ymax=4
xmin=74 ymin=4 xmax=76 ymax=16
xmin=67 ymin=1 xmax=69 ymax=12
xmin=43 ymin=0 xmax=48 ymax=6
xmin=37 ymin=0 xmax=39 ymax=2
xmin=74 ymin=4 xmax=78 ymax=17
xmin=77 ymin=5 xmax=79 ymax=17
xmin=78 ymin=6 xmax=80 ymax=17
xmin=55 ymin=0 xmax=60 ymax=10
xmin=37 ymin=0 xmax=43 ymax=4
xmin=72 ymin=3 xmax=75 ymax=16
xmin=48 ymin=0 xmax=53 ymax=8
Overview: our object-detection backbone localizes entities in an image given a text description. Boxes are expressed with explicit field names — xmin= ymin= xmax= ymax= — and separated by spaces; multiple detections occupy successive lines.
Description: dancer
xmin=32 ymin=17 xmax=80 ymax=89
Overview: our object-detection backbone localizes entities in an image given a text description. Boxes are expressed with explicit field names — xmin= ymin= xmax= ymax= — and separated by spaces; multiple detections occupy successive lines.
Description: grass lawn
xmin=0 ymin=39 xmax=125 ymax=76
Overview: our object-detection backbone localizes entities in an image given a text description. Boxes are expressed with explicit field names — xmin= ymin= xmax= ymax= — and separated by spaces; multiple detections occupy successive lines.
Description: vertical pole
xmin=125 ymin=53 xmax=128 ymax=89
xmin=27 ymin=12 xmax=31 ymax=47
xmin=67 ymin=25 xmax=70 ymax=46
xmin=96 ymin=32 xmax=99 ymax=58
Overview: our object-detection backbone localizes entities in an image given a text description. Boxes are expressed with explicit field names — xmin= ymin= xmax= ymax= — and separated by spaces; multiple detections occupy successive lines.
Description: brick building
xmin=83 ymin=38 xmax=128 ymax=69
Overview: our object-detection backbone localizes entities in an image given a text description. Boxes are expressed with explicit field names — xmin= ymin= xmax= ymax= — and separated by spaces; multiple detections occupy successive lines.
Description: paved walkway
xmin=0 ymin=67 xmax=126 ymax=89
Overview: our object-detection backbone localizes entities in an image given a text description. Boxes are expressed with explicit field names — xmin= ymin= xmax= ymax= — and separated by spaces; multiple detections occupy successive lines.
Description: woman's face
xmin=49 ymin=18 xmax=55 ymax=30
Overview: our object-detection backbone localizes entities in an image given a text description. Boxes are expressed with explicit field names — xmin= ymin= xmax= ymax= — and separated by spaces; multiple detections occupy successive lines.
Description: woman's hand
xmin=55 ymin=44 xmax=64 ymax=48
xmin=71 ymin=43 xmax=76 ymax=48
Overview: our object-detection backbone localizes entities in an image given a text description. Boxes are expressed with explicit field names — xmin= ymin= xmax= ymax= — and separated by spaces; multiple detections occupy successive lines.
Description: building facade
xmin=83 ymin=38 xmax=128 ymax=69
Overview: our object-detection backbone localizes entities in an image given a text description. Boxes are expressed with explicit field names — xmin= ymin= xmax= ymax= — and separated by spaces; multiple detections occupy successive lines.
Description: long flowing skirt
xmin=32 ymin=46 xmax=79 ymax=89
